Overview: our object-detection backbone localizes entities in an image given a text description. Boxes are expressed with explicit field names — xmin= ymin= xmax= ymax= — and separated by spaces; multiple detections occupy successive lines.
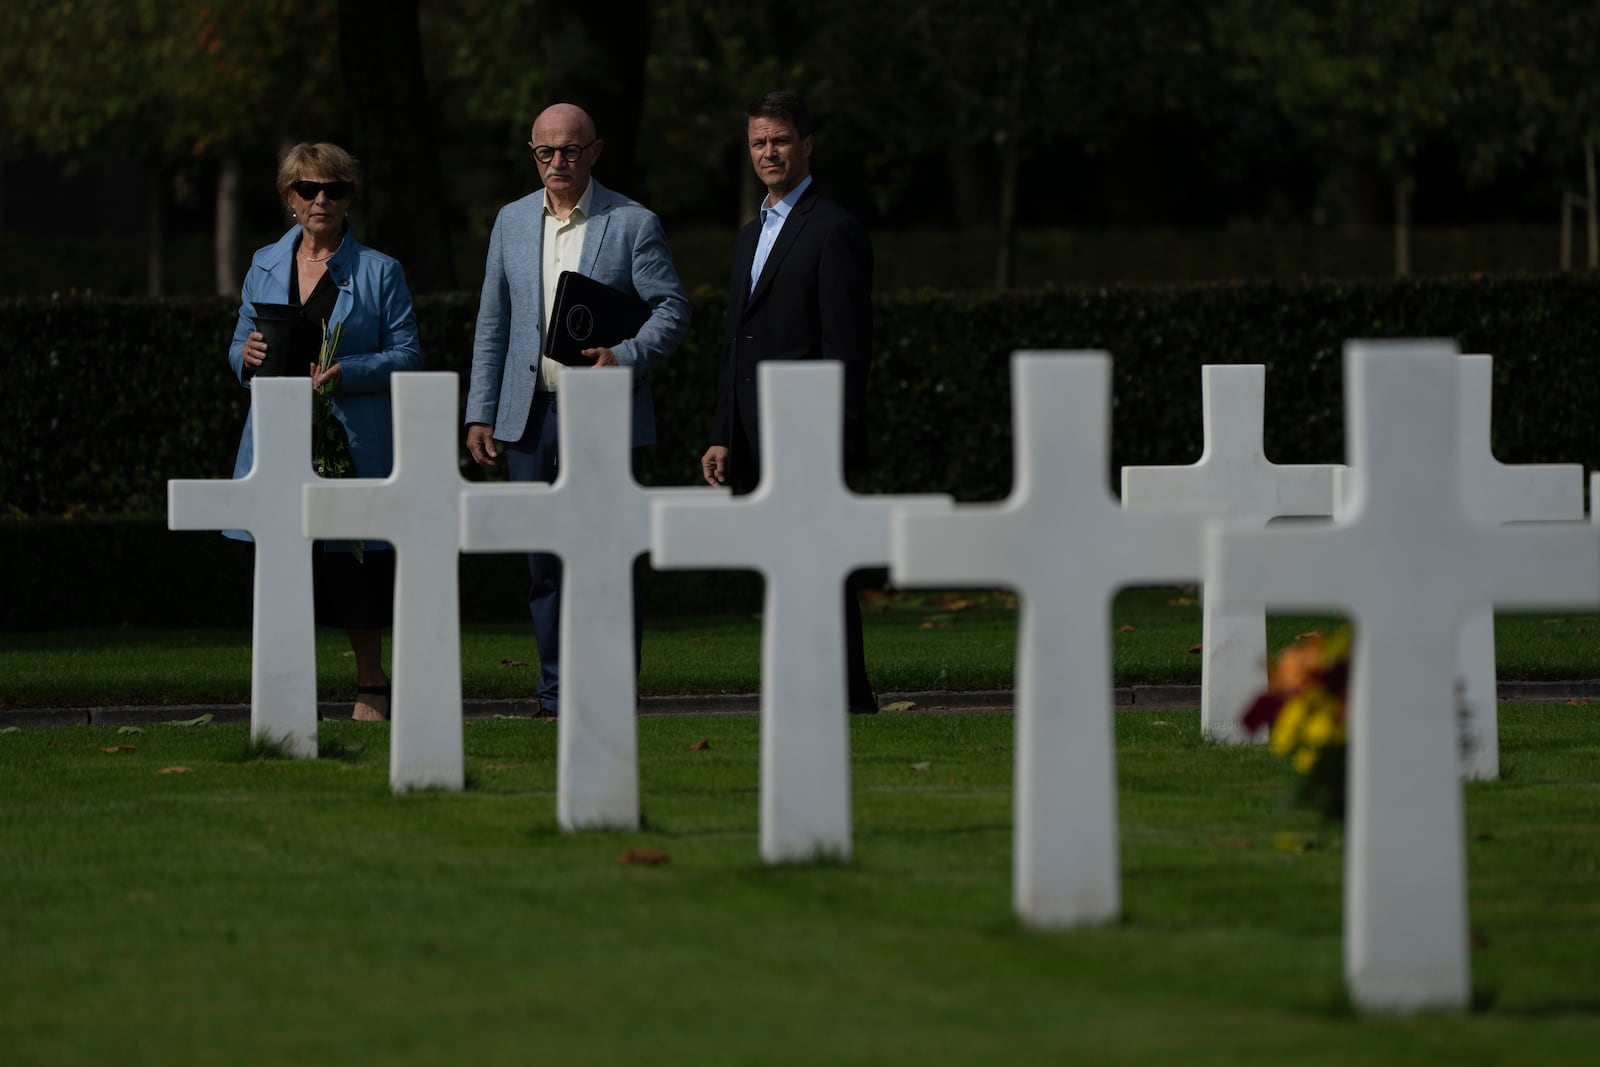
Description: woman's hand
xmin=311 ymin=361 xmax=343 ymax=393
xmin=241 ymin=331 xmax=268 ymax=375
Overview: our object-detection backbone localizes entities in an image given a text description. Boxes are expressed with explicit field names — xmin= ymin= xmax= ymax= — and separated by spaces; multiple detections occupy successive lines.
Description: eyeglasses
xmin=530 ymin=140 xmax=596 ymax=164
xmin=290 ymin=180 xmax=353 ymax=202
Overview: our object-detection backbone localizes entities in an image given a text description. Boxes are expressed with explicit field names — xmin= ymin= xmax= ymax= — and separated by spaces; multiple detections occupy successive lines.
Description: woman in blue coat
xmin=227 ymin=142 xmax=422 ymax=721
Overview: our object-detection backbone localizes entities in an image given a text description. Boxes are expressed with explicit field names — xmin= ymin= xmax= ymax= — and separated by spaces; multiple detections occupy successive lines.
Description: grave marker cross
xmin=1208 ymin=340 xmax=1600 ymax=1013
xmin=892 ymin=352 xmax=1203 ymax=928
xmin=651 ymin=362 xmax=948 ymax=864
xmin=461 ymin=369 xmax=721 ymax=831
xmin=1121 ymin=364 xmax=1340 ymax=743
xmin=1452 ymin=354 xmax=1584 ymax=780
xmin=167 ymin=378 xmax=318 ymax=758
xmin=303 ymin=372 xmax=466 ymax=793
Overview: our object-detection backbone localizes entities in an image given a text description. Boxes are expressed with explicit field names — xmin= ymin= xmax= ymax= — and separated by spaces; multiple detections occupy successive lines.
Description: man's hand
xmin=466 ymin=423 xmax=500 ymax=467
xmin=701 ymin=445 xmax=729 ymax=487
xmin=580 ymin=346 xmax=618 ymax=367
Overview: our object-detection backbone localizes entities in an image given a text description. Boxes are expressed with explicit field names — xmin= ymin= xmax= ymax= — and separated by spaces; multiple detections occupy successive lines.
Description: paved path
xmin=4 ymin=680 xmax=1598 ymax=727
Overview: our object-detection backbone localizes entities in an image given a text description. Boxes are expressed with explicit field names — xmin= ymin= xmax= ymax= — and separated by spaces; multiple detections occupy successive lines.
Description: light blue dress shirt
xmin=749 ymin=175 xmax=813 ymax=293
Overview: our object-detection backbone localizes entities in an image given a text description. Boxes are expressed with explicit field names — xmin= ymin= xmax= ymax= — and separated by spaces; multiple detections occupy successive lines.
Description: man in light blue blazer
xmin=465 ymin=102 xmax=690 ymax=716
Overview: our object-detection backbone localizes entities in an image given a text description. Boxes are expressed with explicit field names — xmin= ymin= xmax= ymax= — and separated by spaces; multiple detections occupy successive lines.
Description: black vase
xmin=251 ymin=302 xmax=302 ymax=377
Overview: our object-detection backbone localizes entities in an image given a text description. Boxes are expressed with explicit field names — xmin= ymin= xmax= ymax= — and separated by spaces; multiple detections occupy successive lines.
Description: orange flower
xmin=1267 ymin=633 xmax=1325 ymax=692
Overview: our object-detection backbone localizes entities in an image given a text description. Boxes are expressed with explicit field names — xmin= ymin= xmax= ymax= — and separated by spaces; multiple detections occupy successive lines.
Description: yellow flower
xmin=1270 ymin=698 xmax=1306 ymax=755
xmin=1292 ymin=747 xmax=1317 ymax=774
xmin=1301 ymin=689 xmax=1343 ymax=747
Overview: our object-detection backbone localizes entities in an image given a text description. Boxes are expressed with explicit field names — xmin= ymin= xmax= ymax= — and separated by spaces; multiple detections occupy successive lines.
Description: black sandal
xmin=355 ymin=684 xmax=391 ymax=721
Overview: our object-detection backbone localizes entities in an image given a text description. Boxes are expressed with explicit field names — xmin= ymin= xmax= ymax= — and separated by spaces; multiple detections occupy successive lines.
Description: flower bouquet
xmin=310 ymin=318 xmax=361 ymax=561
xmin=1241 ymin=628 xmax=1350 ymax=824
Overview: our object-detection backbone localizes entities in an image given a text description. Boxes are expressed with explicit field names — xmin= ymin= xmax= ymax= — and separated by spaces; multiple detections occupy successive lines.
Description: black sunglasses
xmin=290 ymin=180 xmax=353 ymax=202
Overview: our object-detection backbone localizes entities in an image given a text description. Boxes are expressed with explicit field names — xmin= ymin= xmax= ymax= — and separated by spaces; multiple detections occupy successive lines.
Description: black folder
xmin=541 ymin=271 xmax=652 ymax=366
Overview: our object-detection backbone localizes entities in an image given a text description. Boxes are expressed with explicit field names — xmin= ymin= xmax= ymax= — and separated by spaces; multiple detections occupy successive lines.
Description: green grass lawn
xmin=2 ymin=707 xmax=1597 ymax=1064
xmin=3 ymin=587 xmax=1598 ymax=708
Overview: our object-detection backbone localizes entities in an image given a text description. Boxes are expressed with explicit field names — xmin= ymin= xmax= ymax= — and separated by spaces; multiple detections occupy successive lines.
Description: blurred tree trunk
xmin=214 ymin=152 xmax=241 ymax=297
xmin=1393 ymin=179 xmax=1412 ymax=278
xmin=336 ymin=0 xmax=455 ymax=292
xmin=1587 ymin=135 xmax=1598 ymax=269
xmin=945 ymin=147 xmax=982 ymax=230
xmin=145 ymin=165 xmax=164 ymax=297
xmin=539 ymin=0 xmax=648 ymax=198
xmin=992 ymin=28 xmax=1030 ymax=291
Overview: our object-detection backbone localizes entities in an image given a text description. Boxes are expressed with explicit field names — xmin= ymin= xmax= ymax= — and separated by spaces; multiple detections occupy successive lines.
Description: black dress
xmin=290 ymin=252 xmax=397 ymax=631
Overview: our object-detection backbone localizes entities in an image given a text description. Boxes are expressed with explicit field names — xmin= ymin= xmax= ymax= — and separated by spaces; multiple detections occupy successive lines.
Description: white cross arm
xmin=169 ymin=378 xmax=314 ymax=534
xmin=1457 ymin=355 xmax=1584 ymax=524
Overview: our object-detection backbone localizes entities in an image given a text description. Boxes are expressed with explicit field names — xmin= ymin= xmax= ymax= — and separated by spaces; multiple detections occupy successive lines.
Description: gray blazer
xmin=465 ymin=179 xmax=689 ymax=446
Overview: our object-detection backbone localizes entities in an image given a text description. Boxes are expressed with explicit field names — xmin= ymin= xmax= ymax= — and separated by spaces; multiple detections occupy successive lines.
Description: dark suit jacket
xmin=709 ymin=183 xmax=873 ymax=494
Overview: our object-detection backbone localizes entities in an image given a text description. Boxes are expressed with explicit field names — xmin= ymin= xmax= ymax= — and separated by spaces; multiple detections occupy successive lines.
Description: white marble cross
xmin=1453 ymin=354 xmax=1585 ymax=780
xmin=1120 ymin=364 xmax=1340 ymax=743
xmin=1208 ymin=339 xmax=1600 ymax=1014
xmin=168 ymin=378 xmax=318 ymax=759
xmin=461 ymin=368 xmax=720 ymax=831
xmin=651 ymin=361 xmax=949 ymax=864
xmin=304 ymin=372 xmax=465 ymax=793
xmin=892 ymin=352 xmax=1203 ymax=929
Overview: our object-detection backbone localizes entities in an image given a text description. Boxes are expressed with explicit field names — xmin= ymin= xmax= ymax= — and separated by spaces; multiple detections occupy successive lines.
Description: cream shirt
xmin=538 ymin=180 xmax=595 ymax=392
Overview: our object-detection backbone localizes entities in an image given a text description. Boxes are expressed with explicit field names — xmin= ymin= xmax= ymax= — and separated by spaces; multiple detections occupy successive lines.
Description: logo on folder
xmin=565 ymin=303 xmax=596 ymax=342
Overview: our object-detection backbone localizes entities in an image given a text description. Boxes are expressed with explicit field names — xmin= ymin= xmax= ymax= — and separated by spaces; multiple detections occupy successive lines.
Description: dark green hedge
xmin=5 ymin=274 xmax=1599 ymax=521
xmin=0 ymin=518 xmax=763 ymax=630
xmin=5 ymin=275 xmax=1599 ymax=628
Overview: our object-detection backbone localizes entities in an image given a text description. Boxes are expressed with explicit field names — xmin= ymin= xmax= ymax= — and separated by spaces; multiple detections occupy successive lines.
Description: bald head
xmin=533 ymin=103 xmax=596 ymax=145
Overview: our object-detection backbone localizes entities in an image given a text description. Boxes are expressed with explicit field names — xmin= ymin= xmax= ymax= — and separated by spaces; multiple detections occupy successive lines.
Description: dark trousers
xmin=843 ymin=570 xmax=877 ymax=713
xmin=732 ymin=419 xmax=876 ymax=713
xmin=504 ymin=391 xmax=646 ymax=712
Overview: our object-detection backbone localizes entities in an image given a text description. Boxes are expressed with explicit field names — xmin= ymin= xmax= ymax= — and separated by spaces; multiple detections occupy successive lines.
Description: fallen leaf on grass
xmin=156 ymin=766 xmax=193 ymax=775
xmin=1167 ymin=597 xmax=1195 ymax=607
xmin=98 ymin=745 xmax=138 ymax=753
xmin=618 ymin=849 xmax=669 ymax=866
xmin=689 ymin=635 xmax=710 ymax=643
xmin=1187 ymin=643 xmax=1203 ymax=654
xmin=1294 ymin=631 xmax=1322 ymax=642
xmin=116 ymin=726 xmax=144 ymax=735
xmin=688 ymin=738 xmax=710 ymax=750
xmin=944 ymin=599 xmax=973 ymax=612
xmin=1272 ymin=832 xmax=1317 ymax=853
xmin=1567 ymin=698 xmax=1589 ymax=706
xmin=499 ymin=658 xmax=528 ymax=668
xmin=1117 ymin=625 xmax=1136 ymax=633
xmin=0 ymin=726 xmax=19 ymax=734
xmin=164 ymin=714 xmax=213 ymax=727
xmin=881 ymin=700 xmax=917 ymax=712
xmin=911 ymin=761 xmax=932 ymax=771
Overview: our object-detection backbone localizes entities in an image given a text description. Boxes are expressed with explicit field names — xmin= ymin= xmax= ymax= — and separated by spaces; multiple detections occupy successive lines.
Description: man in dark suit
xmin=700 ymin=90 xmax=879 ymax=715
